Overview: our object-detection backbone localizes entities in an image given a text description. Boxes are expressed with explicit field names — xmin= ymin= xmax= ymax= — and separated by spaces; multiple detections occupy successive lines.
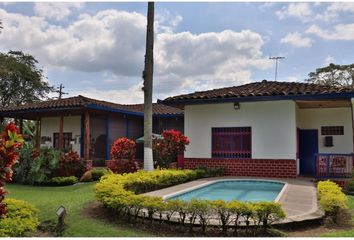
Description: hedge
xmin=47 ymin=176 xmax=78 ymax=186
xmin=0 ymin=198 xmax=39 ymax=237
xmin=95 ymin=169 xmax=285 ymax=233
xmin=317 ymin=180 xmax=348 ymax=222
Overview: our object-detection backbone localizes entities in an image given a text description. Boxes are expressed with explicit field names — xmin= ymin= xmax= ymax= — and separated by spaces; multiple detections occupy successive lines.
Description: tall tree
xmin=143 ymin=2 xmax=154 ymax=171
xmin=0 ymin=51 xmax=54 ymax=107
xmin=306 ymin=63 xmax=354 ymax=88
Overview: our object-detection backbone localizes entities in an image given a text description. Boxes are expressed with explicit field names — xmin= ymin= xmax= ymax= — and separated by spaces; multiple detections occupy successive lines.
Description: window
xmin=321 ymin=126 xmax=344 ymax=135
xmin=212 ymin=127 xmax=251 ymax=159
xmin=53 ymin=132 xmax=72 ymax=151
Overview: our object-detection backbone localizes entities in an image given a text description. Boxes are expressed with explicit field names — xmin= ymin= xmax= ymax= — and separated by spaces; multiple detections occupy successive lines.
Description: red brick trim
xmin=184 ymin=158 xmax=297 ymax=178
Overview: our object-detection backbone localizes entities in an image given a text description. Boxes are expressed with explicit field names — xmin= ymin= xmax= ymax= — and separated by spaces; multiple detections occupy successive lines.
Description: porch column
xmin=35 ymin=118 xmax=41 ymax=150
xmin=58 ymin=115 xmax=64 ymax=151
xmin=105 ymin=115 xmax=110 ymax=160
xmin=84 ymin=111 xmax=90 ymax=160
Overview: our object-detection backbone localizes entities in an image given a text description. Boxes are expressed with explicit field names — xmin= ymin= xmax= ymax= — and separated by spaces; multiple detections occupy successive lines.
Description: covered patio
xmin=296 ymin=99 xmax=354 ymax=179
xmin=0 ymin=95 xmax=184 ymax=167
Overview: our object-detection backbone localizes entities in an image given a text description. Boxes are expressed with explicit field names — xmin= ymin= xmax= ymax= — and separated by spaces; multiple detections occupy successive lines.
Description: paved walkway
xmin=144 ymin=176 xmax=323 ymax=223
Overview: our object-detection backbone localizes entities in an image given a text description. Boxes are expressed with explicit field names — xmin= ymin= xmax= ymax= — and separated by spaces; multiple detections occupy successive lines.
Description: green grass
xmin=321 ymin=195 xmax=354 ymax=237
xmin=6 ymin=183 xmax=153 ymax=237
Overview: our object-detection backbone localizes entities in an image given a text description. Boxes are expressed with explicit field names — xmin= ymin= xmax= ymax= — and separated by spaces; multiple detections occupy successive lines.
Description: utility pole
xmin=143 ymin=2 xmax=154 ymax=171
xmin=269 ymin=56 xmax=285 ymax=81
xmin=56 ymin=84 xmax=68 ymax=99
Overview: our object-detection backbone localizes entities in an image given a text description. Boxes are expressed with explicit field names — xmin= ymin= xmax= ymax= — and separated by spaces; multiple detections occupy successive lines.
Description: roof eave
xmin=163 ymin=92 xmax=354 ymax=105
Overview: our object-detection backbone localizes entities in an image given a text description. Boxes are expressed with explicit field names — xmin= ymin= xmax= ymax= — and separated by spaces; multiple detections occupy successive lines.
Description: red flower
xmin=0 ymin=123 xmax=24 ymax=218
xmin=111 ymin=137 xmax=136 ymax=160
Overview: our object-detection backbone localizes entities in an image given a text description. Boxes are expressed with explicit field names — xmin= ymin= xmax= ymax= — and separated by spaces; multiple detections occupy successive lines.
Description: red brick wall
xmin=184 ymin=158 xmax=297 ymax=178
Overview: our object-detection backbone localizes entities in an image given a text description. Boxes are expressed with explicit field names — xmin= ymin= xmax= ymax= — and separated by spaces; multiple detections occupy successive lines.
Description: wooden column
xmin=84 ymin=111 xmax=90 ymax=160
xmin=35 ymin=118 xmax=41 ymax=150
xmin=59 ymin=115 xmax=64 ymax=151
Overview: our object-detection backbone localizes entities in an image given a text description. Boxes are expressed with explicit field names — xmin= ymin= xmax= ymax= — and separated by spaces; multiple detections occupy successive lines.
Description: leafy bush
xmin=111 ymin=137 xmax=136 ymax=160
xmin=195 ymin=166 xmax=225 ymax=178
xmin=0 ymin=122 xmax=24 ymax=218
xmin=317 ymin=180 xmax=348 ymax=222
xmin=253 ymin=202 xmax=285 ymax=232
xmin=344 ymin=179 xmax=354 ymax=193
xmin=28 ymin=147 xmax=61 ymax=185
xmin=113 ymin=159 xmax=137 ymax=174
xmin=0 ymin=198 xmax=39 ymax=237
xmin=91 ymin=168 xmax=112 ymax=181
xmin=46 ymin=176 xmax=78 ymax=186
xmin=95 ymin=170 xmax=286 ymax=233
xmin=13 ymin=143 xmax=36 ymax=184
xmin=57 ymin=150 xmax=85 ymax=178
xmin=153 ymin=130 xmax=189 ymax=168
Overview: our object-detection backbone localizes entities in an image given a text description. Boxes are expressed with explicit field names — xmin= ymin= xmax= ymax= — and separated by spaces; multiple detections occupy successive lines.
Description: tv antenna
xmin=269 ymin=56 xmax=285 ymax=81
xmin=56 ymin=83 xmax=68 ymax=99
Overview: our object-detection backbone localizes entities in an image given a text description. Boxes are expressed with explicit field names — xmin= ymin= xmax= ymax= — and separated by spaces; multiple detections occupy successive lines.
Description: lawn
xmin=6 ymin=183 xmax=153 ymax=237
xmin=6 ymin=182 xmax=354 ymax=237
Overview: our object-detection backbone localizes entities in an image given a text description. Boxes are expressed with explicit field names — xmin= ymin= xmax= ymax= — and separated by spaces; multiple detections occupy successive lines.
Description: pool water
xmin=168 ymin=180 xmax=285 ymax=202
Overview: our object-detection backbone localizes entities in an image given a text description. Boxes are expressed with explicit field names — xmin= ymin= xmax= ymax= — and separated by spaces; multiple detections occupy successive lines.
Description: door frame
xmin=299 ymin=129 xmax=319 ymax=176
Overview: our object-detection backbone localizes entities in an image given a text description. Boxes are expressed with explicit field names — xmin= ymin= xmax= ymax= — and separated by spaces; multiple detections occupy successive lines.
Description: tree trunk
xmin=143 ymin=2 xmax=154 ymax=171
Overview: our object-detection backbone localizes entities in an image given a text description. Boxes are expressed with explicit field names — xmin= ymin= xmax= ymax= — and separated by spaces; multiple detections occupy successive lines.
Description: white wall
xmin=184 ymin=101 xmax=297 ymax=159
xmin=40 ymin=116 xmax=82 ymax=155
xmin=297 ymin=107 xmax=353 ymax=154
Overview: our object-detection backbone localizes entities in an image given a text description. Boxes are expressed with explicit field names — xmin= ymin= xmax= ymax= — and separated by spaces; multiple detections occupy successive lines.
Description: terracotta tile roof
xmin=0 ymin=95 xmax=183 ymax=116
xmin=163 ymin=80 xmax=354 ymax=102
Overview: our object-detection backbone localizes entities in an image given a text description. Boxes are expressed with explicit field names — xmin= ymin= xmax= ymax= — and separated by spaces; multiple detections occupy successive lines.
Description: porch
xmin=296 ymin=99 xmax=354 ymax=179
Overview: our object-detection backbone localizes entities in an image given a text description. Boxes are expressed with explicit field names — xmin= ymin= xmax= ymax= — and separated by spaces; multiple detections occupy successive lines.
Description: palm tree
xmin=143 ymin=2 xmax=154 ymax=171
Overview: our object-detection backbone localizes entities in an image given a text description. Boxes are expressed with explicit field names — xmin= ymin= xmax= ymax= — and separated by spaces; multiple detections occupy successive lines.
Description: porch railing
xmin=315 ymin=153 xmax=354 ymax=178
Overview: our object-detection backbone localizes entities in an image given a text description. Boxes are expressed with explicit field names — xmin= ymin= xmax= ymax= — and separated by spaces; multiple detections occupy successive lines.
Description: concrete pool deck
xmin=143 ymin=176 xmax=324 ymax=224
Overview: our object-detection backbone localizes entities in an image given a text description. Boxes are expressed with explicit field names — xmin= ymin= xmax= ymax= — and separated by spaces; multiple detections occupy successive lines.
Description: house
xmin=0 ymin=95 xmax=183 ymax=167
xmin=162 ymin=80 xmax=354 ymax=178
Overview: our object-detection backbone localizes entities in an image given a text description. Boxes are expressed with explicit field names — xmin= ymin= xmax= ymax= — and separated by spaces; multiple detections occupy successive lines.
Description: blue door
xmin=299 ymin=130 xmax=318 ymax=176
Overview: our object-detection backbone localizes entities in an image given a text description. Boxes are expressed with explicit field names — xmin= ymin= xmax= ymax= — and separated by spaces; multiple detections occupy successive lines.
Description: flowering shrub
xmin=110 ymin=138 xmax=137 ymax=174
xmin=317 ymin=180 xmax=348 ymax=223
xmin=57 ymin=150 xmax=85 ymax=177
xmin=153 ymin=130 xmax=189 ymax=168
xmin=111 ymin=137 xmax=136 ymax=160
xmin=0 ymin=198 xmax=39 ymax=237
xmin=95 ymin=170 xmax=286 ymax=235
xmin=0 ymin=122 xmax=24 ymax=218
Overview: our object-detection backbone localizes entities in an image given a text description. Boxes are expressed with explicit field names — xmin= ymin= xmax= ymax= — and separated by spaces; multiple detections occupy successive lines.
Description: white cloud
xmin=323 ymin=2 xmax=354 ymax=21
xmin=155 ymin=10 xmax=182 ymax=33
xmin=34 ymin=2 xmax=84 ymax=21
xmin=276 ymin=2 xmax=354 ymax=23
xmin=306 ymin=23 xmax=354 ymax=40
xmin=276 ymin=3 xmax=313 ymax=22
xmin=0 ymin=8 xmax=272 ymax=101
xmin=280 ymin=32 xmax=313 ymax=48
xmin=69 ymin=83 xmax=144 ymax=104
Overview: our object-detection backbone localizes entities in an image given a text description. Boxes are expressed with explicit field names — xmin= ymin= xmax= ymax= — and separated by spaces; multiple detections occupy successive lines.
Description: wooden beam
xmin=84 ymin=111 xmax=90 ymax=160
xmin=59 ymin=115 xmax=64 ymax=151
xmin=35 ymin=118 xmax=41 ymax=150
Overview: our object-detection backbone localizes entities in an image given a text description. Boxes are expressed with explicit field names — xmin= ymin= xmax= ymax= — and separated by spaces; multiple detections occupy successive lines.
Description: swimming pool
xmin=166 ymin=180 xmax=286 ymax=202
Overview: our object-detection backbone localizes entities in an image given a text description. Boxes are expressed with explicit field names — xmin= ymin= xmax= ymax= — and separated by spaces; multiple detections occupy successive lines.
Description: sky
xmin=1 ymin=2 xmax=354 ymax=103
